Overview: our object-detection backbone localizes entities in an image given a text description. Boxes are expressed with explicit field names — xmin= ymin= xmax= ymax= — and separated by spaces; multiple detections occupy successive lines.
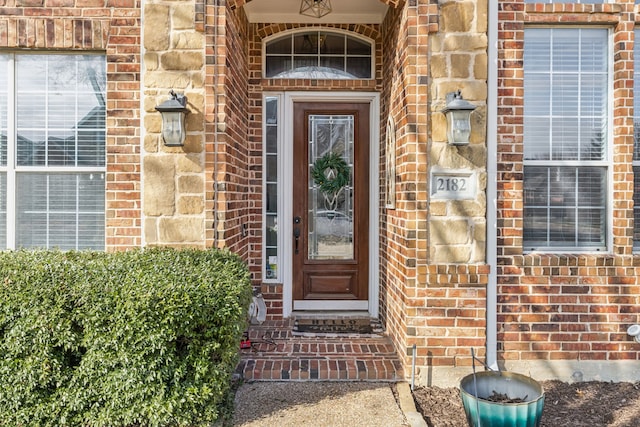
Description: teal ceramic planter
xmin=460 ymin=371 xmax=545 ymax=427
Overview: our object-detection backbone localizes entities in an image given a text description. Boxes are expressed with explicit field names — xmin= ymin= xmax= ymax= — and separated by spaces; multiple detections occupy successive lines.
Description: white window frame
xmin=0 ymin=52 xmax=106 ymax=250
xmin=522 ymin=26 xmax=613 ymax=253
xmin=262 ymin=93 xmax=284 ymax=283
xmin=262 ymin=29 xmax=375 ymax=80
xmin=260 ymin=92 xmax=380 ymax=317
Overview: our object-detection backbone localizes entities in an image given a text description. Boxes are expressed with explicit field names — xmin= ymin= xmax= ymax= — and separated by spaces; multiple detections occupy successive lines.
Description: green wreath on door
xmin=311 ymin=152 xmax=350 ymax=195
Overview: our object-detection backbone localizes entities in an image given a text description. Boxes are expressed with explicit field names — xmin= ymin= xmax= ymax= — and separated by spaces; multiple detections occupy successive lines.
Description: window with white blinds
xmin=523 ymin=28 xmax=609 ymax=251
xmin=0 ymin=53 xmax=106 ymax=250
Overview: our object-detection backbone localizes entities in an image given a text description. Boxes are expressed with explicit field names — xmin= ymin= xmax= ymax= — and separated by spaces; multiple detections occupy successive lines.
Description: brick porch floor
xmin=236 ymin=319 xmax=405 ymax=382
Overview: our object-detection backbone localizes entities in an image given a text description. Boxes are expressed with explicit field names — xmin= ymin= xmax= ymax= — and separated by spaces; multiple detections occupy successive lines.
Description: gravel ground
xmin=231 ymin=382 xmax=410 ymax=427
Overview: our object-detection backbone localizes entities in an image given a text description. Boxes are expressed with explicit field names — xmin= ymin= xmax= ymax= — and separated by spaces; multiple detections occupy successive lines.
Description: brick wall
xmin=223 ymin=1 xmax=491 ymax=384
xmin=0 ymin=0 xmax=142 ymax=251
xmin=497 ymin=0 xmax=640 ymax=380
xmin=381 ymin=0 xmax=490 ymax=386
xmin=208 ymin=4 xmax=251 ymax=259
xmin=380 ymin=2 xmax=406 ymax=373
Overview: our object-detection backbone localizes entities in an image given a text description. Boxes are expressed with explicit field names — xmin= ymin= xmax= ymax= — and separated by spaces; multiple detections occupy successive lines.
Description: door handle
xmin=293 ymin=216 xmax=301 ymax=254
xmin=294 ymin=227 xmax=300 ymax=254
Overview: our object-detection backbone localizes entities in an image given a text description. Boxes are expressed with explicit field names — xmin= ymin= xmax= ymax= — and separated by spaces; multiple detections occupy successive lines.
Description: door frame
xmin=281 ymin=92 xmax=380 ymax=318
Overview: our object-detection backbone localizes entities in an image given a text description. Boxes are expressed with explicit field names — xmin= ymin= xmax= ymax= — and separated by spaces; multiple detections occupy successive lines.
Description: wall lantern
xmin=155 ymin=90 xmax=189 ymax=147
xmin=441 ymin=90 xmax=476 ymax=146
xmin=300 ymin=0 xmax=332 ymax=18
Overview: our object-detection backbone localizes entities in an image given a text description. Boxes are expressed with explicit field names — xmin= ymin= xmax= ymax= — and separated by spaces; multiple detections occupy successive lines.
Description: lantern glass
xmin=446 ymin=109 xmax=472 ymax=145
xmin=161 ymin=110 xmax=186 ymax=147
xmin=300 ymin=0 xmax=332 ymax=18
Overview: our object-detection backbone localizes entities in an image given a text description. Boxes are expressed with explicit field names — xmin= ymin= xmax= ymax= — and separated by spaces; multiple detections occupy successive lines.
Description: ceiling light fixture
xmin=300 ymin=0 xmax=332 ymax=19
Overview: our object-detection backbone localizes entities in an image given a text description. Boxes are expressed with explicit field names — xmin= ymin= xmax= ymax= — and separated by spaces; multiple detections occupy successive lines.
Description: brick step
xmin=237 ymin=320 xmax=405 ymax=382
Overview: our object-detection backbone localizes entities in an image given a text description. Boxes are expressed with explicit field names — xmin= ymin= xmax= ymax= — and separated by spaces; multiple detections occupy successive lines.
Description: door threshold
xmin=293 ymin=300 xmax=369 ymax=311
xmin=290 ymin=310 xmax=375 ymax=320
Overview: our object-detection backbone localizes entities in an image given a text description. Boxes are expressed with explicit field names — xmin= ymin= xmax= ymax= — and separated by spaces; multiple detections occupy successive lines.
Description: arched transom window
xmin=264 ymin=30 xmax=373 ymax=79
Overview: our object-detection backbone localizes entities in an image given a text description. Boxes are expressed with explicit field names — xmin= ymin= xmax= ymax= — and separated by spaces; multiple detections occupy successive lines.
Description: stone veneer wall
xmin=142 ymin=0 xmax=250 ymax=256
xmin=142 ymin=0 xmax=208 ymax=248
xmin=0 ymin=0 xmax=143 ymax=251
xmin=497 ymin=0 xmax=640 ymax=381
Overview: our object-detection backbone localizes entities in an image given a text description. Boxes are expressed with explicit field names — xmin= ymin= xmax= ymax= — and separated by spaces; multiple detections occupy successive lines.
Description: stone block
xmin=430 ymin=54 xmax=447 ymax=78
xmin=448 ymin=200 xmax=485 ymax=217
xmin=477 ymin=0 xmax=488 ymax=33
xmin=440 ymin=1 xmax=475 ymax=33
xmin=430 ymin=34 xmax=443 ymax=53
xmin=185 ymin=92 xmax=205 ymax=111
xmin=160 ymin=51 xmax=204 ymax=71
xmin=430 ymin=201 xmax=448 ymax=216
xmin=191 ymin=71 xmax=204 ymax=88
xmin=436 ymin=81 xmax=486 ymax=102
xmin=144 ymin=71 xmax=191 ymax=89
xmin=177 ymin=154 xmax=203 ymax=173
xmin=177 ymin=195 xmax=204 ymax=214
xmin=430 ymin=219 xmax=470 ymax=245
xmin=144 ymin=52 xmax=159 ymax=71
xmin=144 ymin=4 xmax=170 ymax=51
xmin=182 ymin=134 xmax=204 ymax=153
xmin=143 ymin=134 xmax=159 ymax=153
xmin=429 ymin=143 xmax=477 ymax=170
xmin=159 ymin=217 xmax=204 ymax=242
xmin=443 ymin=34 xmax=487 ymax=52
xmin=431 ymin=113 xmax=447 ymax=143
xmin=144 ymin=113 xmax=162 ymax=133
xmin=173 ymin=3 xmax=195 ymax=30
xmin=454 ymin=144 xmax=487 ymax=169
xmin=143 ymin=155 xmax=176 ymax=216
xmin=178 ymin=174 xmax=204 ymax=193
xmin=144 ymin=218 xmax=158 ymax=243
xmin=450 ymin=54 xmax=471 ymax=78
xmin=473 ymin=239 xmax=486 ymax=263
xmin=432 ymin=245 xmax=472 ymax=264
xmin=174 ymin=31 xmax=204 ymax=50
xmin=185 ymin=111 xmax=204 ymax=133
xmin=474 ymin=52 xmax=488 ymax=80
xmin=474 ymin=221 xmax=487 ymax=243
xmin=143 ymin=94 xmax=158 ymax=113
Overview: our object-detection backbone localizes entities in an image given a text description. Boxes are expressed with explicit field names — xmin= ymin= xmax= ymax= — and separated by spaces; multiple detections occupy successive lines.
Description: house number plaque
xmin=430 ymin=169 xmax=476 ymax=200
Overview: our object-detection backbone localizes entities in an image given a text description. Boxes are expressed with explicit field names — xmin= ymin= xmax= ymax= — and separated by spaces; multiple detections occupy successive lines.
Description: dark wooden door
xmin=292 ymin=102 xmax=369 ymax=301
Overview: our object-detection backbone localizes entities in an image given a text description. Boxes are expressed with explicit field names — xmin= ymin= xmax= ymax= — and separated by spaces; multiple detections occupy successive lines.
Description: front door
xmin=292 ymin=102 xmax=369 ymax=306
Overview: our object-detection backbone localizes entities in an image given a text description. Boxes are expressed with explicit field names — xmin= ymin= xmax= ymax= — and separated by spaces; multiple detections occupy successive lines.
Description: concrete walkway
xmin=231 ymin=381 xmax=427 ymax=427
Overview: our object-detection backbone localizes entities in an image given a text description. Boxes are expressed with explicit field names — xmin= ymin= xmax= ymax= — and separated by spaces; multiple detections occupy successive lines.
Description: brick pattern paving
xmin=236 ymin=320 xmax=405 ymax=382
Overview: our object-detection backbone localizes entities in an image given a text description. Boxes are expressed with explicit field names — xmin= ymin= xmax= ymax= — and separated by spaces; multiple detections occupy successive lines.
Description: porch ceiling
xmin=241 ymin=0 xmax=390 ymax=24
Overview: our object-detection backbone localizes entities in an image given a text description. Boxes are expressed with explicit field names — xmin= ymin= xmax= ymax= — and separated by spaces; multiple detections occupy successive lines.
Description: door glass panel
xmin=308 ymin=114 xmax=354 ymax=260
xmin=264 ymin=96 xmax=279 ymax=281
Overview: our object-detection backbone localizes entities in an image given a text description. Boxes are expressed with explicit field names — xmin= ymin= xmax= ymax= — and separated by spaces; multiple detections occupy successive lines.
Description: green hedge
xmin=0 ymin=248 xmax=252 ymax=427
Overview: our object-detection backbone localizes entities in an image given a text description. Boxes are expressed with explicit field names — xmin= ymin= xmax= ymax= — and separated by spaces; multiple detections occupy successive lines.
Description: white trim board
xmin=281 ymin=91 xmax=380 ymax=319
